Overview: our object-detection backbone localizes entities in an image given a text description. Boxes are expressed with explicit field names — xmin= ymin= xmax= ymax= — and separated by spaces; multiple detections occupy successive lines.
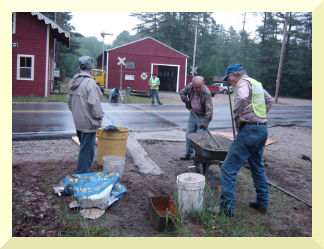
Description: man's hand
xmin=185 ymin=100 xmax=191 ymax=110
xmin=199 ymin=120 xmax=209 ymax=130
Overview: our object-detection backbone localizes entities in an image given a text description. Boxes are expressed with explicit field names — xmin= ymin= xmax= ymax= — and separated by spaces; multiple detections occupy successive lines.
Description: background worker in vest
xmin=218 ymin=64 xmax=274 ymax=217
xmin=149 ymin=73 xmax=163 ymax=105
xmin=109 ymin=88 xmax=125 ymax=104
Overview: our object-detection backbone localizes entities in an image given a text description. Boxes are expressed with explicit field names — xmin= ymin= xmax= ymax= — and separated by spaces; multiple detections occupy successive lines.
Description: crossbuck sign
xmin=117 ymin=57 xmax=126 ymax=66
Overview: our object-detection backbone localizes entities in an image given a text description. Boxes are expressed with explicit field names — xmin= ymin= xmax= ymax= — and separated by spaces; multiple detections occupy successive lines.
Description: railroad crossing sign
xmin=117 ymin=57 xmax=126 ymax=66
xmin=140 ymin=72 xmax=148 ymax=80
xmin=190 ymin=66 xmax=198 ymax=75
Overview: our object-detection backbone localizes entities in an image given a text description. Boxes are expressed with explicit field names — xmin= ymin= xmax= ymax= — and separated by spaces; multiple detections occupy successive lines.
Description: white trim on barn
xmin=31 ymin=12 xmax=70 ymax=39
xmin=106 ymin=52 xmax=109 ymax=88
xmin=185 ymin=57 xmax=188 ymax=86
xmin=12 ymin=12 xmax=16 ymax=34
xmin=151 ymin=63 xmax=180 ymax=92
xmin=106 ymin=37 xmax=188 ymax=58
xmin=45 ymin=25 xmax=49 ymax=97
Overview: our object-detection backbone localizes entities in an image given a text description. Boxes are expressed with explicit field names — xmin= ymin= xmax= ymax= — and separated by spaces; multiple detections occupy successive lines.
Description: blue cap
xmin=222 ymin=64 xmax=244 ymax=81
xmin=78 ymin=56 xmax=94 ymax=70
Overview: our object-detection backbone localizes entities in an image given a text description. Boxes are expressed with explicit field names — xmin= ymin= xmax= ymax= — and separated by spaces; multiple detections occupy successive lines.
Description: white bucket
xmin=176 ymin=173 xmax=205 ymax=213
xmin=102 ymin=155 xmax=125 ymax=178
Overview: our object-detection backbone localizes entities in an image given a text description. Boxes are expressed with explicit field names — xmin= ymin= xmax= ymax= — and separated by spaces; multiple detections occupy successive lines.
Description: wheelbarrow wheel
xmin=194 ymin=162 xmax=208 ymax=175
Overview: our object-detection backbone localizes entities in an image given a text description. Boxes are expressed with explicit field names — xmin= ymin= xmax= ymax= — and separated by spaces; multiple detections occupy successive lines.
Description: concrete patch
xmin=127 ymin=134 xmax=163 ymax=175
xmin=133 ymin=129 xmax=186 ymax=141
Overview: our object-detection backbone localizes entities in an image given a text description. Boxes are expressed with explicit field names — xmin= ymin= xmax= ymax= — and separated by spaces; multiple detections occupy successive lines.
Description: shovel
xmin=190 ymin=110 xmax=220 ymax=149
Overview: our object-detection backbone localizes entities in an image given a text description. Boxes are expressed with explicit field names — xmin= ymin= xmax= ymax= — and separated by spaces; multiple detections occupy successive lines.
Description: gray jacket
xmin=67 ymin=71 xmax=104 ymax=133
xmin=179 ymin=83 xmax=213 ymax=122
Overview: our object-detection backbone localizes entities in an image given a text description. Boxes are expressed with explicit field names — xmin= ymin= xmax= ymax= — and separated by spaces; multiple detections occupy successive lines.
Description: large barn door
xmin=158 ymin=66 xmax=177 ymax=92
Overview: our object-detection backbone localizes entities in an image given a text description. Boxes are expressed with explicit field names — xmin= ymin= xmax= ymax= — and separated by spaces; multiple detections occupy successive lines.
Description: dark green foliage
xmin=49 ymin=12 xmax=312 ymax=98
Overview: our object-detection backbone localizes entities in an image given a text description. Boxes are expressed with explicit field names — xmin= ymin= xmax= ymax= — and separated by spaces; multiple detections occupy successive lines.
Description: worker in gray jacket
xmin=67 ymin=56 xmax=104 ymax=174
xmin=179 ymin=76 xmax=213 ymax=160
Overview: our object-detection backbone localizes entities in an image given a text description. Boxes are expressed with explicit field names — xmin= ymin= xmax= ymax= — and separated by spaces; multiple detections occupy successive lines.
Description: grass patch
xmin=12 ymin=94 xmax=68 ymax=102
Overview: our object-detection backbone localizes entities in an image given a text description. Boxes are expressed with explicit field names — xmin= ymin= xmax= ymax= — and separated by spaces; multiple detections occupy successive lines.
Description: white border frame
xmin=151 ymin=63 xmax=180 ymax=92
xmin=16 ymin=54 xmax=35 ymax=81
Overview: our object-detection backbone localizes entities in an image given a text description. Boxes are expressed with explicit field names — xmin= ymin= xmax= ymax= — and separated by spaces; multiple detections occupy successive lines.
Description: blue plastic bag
xmin=62 ymin=171 xmax=127 ymax=209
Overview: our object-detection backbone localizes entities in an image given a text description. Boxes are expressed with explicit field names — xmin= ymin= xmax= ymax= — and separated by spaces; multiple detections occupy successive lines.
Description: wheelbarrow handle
xmin=190 ymin=110 xmax=220 ymax=149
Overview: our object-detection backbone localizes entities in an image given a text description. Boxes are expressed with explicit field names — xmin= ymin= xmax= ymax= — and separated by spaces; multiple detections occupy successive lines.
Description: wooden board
xmin=211 ymin=131 xmax=276 ymax=146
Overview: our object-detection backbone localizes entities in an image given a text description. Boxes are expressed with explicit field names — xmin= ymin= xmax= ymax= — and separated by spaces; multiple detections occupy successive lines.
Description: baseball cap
xmin=222 ymin=64 xmax=244 ymax=81
xmin=78 ymin=56 xmax=94 ymax=70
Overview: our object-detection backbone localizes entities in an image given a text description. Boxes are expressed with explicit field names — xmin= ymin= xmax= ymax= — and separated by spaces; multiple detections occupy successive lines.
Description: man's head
xmin=192 ymin=76 xmax=204 ymax=94
xmin=222 ymin=64 xmax=245 ymax=86
xmin=79 ymin=56 xmax=94 ymax=72
xmin=152 ymin=73 xmax=157 ymax=78
xmin=115 ymin=88 xmax=119 ymax=93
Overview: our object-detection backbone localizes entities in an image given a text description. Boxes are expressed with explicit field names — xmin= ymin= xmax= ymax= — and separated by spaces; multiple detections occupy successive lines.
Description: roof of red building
xmin=31 ymin=12 xmax=70 ymax=47
xmin=106 ymin=37 xmax=188 ymax=58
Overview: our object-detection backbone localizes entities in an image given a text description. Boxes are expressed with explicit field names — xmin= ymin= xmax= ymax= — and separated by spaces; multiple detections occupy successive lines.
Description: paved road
xmin=12 ymin=102 xmax=312 ymax=140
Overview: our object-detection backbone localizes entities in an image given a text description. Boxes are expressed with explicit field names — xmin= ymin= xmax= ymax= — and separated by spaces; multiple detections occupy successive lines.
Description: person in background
xmin=149 ymin=73 xmax=163 ymax=105
xmin=67 ymin=56 xmax=104 ymax=174
xmin=109 ymin=88 xmax=125 ymax=103
xmin=218 ymin=64 xmax=274 ymax=217
xmin=179 ymin=76 xmax=213 ymax=160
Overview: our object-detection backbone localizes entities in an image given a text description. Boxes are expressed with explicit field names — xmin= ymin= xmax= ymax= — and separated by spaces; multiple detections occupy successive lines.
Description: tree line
xmin=43 ymin=12 xmax=312 ymax=99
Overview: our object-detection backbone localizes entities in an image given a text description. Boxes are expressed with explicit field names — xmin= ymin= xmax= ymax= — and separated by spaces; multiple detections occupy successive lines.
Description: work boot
xmin=180 ymin=155 xmax=193 ymax=160
xmin=158 ymin=102 xmax=163 ymax=105
xmin=249 ymin=202 xmax=267 ymax=214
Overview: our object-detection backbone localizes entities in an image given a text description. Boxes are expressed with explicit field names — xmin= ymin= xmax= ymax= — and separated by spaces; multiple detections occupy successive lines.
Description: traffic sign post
xmin=117 ymin=57 xmax=126 ymax=89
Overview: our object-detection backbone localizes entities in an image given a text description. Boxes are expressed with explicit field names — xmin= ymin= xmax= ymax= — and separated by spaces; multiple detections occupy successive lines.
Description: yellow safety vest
xmin=234 ymin=77 xmax=266 ymax=118
xmin=149 ymin=77 xmax=159 ymax=90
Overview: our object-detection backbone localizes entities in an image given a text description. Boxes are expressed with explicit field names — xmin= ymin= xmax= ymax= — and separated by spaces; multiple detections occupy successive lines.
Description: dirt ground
xmin=12 ymin=125 xmax=312 ymax=237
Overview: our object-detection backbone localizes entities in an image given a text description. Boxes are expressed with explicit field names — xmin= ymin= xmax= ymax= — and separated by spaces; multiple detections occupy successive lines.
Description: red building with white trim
xmin=12 ymin=12 xmax=70 ymax=97
xmin=98 ymin=37 xmax=188 ymax=93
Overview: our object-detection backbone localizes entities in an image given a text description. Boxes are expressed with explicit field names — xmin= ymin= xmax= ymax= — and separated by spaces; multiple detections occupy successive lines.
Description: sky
xmin=70 ymin=12 xmax=263 ymax=45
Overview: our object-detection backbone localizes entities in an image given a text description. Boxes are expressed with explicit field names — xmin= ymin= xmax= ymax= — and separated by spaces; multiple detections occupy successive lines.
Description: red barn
xmin=12 ymin=12 xmax=70 ymax=97
xmin=99 ymin=37 xmax=188 ymax=93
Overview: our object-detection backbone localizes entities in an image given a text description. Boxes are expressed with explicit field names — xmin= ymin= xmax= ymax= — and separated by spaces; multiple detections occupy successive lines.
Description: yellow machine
xmin=92 ymin=69 xmax=105 ymax=93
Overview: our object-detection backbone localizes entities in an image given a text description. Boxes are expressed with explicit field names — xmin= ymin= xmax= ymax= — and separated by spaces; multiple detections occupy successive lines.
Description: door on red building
xmin=158 ymin=66 xmax=178 ymax=92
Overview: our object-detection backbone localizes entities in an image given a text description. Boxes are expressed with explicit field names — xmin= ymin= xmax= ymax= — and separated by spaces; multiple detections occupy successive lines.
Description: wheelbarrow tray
xmin=188 ymin=133 xmax=229 ymax=161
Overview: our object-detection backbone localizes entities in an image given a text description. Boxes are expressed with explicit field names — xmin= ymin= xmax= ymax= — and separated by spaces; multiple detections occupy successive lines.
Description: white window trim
xmin=12 ymin=12 xmax=16 ymax=34
xmin=17 ymin=54 xmax=35 ymax=81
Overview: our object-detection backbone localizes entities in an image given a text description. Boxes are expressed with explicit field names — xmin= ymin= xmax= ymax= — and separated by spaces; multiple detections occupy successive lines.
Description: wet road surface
xmin=12 ymin=102 xmax=312 ymax=139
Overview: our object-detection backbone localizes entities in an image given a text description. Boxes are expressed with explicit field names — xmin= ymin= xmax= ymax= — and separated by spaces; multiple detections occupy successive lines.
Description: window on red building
xmin=17 ymin=54 xmax=34 ymax=81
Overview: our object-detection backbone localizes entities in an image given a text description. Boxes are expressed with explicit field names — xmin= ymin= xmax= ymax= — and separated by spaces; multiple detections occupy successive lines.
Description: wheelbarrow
xmin=187 ymin=133 xmax=229 ymax=175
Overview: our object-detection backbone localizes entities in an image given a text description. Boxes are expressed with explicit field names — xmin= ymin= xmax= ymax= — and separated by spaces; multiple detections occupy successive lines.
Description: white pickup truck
xmin=213 ymin=83 xmax=234 ymax=94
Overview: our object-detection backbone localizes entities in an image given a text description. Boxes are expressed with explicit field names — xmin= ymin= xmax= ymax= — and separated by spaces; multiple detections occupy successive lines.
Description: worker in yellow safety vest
xmin=149 ymin=73 xmax=163 ymax=105
xmin=217 ymin=64 xmax=274 ymax=217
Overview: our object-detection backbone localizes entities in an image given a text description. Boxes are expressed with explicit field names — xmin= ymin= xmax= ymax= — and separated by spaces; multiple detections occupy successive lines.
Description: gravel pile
xmin=12 ymin=139 xmax=81 ymax=165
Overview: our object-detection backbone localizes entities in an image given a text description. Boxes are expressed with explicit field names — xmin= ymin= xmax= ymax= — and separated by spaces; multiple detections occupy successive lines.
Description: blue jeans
xmin=186 ymin=112 xmax=208 ymax=156
xmin=150 ymin=89 xmax=161 ymax=104
xmin=76 ymin=131 xmax=96 ymax=174
xmin=219 ymin=124 xmax=269 ymax=215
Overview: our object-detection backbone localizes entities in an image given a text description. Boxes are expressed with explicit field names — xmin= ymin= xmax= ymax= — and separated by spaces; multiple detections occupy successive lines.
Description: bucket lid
xmin=177 ymin=173 xmax=205 ymax=188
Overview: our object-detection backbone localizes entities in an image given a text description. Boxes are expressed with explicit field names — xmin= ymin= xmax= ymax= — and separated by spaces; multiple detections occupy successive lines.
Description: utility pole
xmin=101 ymin=32 xmax=113 ymax=70
xmin=191 ymin=25 xmax=198 ymax=76
xmin=240 ymin=12 xmax=246 ymax=63
xmin=275 ymin=12 xmax=290 ymax=103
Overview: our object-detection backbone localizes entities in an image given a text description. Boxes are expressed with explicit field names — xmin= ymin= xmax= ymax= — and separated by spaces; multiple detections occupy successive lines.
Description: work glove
xmin=199 ymin=120 xmax=209 ymax=130
xmin=185 ymin=100 xmax=191 ymax=110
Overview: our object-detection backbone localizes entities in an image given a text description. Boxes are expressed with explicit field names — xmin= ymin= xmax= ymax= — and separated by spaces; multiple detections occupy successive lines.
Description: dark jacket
xmin=179 ymin=83 xmax=213 ymax=122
